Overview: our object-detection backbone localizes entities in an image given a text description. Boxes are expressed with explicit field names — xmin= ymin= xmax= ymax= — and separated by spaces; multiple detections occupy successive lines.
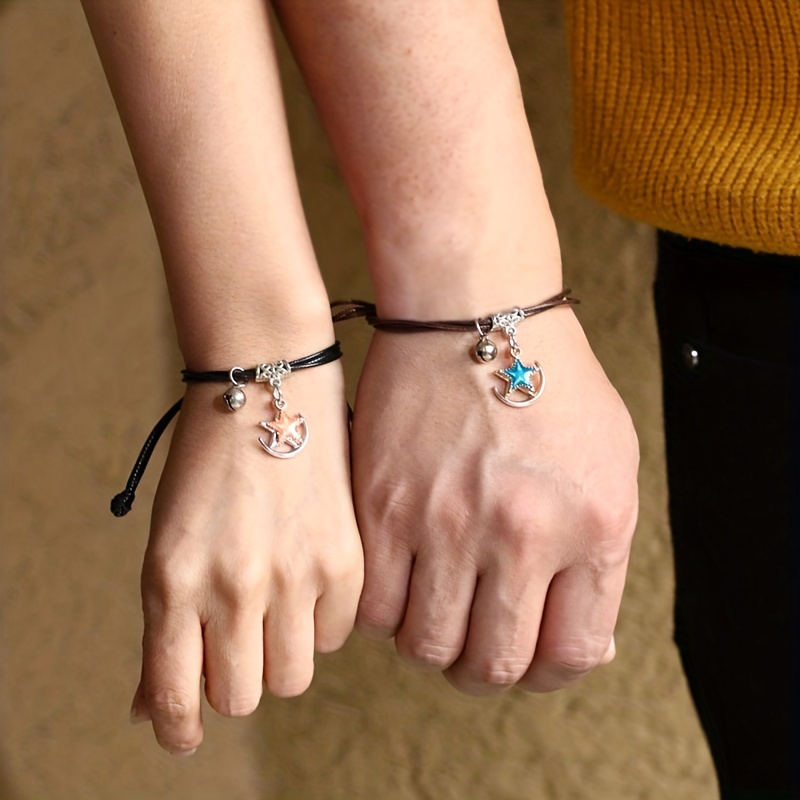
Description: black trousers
xmin=654 ymin=232 xmax=800 ymax=799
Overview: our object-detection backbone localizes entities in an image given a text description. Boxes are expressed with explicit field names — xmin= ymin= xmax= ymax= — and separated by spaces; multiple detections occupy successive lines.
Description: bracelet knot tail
xmin=111 ymin=490 xmax=136 ymax=517
xmin=110 ymin=398 xmax=183 ymax=519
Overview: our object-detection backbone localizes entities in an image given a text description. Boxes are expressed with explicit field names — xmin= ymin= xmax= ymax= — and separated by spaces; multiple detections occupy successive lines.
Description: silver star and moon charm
xmin=494 ymin=356 xmax=545 ymax=407
xmin=473 ymin=309 xmax=545 ymax=407
xmin=222 ymin=360 xmax=309 ymax=458
xmin=255 ymin=361 xmax=308 ymax=458
xmin=258 ymin=408 xmax=309 ymax=459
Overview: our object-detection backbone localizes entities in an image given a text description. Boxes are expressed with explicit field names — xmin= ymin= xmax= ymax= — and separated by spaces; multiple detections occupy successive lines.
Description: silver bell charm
xmin=223 ymin=386 xmax=246 ymax=411
xmin=475 ymin=335 xmax=498 ymax=362
xmin=223 ymin=367 xmax=247 ymax=411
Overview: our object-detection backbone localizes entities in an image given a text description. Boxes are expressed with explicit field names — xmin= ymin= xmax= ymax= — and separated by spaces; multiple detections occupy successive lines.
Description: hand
xmin=351 ymin=308 xmax=638 ymax=695
xmin=129 ymin=362 xmax=363 ymax=755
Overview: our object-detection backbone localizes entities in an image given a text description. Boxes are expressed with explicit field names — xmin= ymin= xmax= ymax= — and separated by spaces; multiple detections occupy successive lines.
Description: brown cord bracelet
xmin=330 ymin=288 xmax=577 ymax=331
xmin=332 ymin=288 xmax=577 ymax=408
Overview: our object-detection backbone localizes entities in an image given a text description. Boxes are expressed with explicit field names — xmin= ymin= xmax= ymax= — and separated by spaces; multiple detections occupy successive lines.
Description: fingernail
xmin=601 ymin=636 xmax=617 ymax=665
xmin=130 ymin=706 xmax=150 ymax=725
xmin=171 ymin=747 xmax=198 ymax=758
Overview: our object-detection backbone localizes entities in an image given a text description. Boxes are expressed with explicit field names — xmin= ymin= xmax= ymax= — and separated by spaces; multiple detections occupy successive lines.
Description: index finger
xmin=141 ymin=611 xmax=204 ymax=756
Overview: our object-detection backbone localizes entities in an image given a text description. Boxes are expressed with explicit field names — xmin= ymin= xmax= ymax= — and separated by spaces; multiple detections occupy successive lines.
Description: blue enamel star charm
xmin=477 ymin=307 xmax=546 ymax=407
xmin=499 ymin=358 xmax=535 ymax=391
xmin=494 ymin=357 xmax=545 ymax=407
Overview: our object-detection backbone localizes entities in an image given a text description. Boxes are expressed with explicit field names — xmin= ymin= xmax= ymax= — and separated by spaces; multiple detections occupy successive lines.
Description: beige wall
xmin=1 ymin=1 xmax=716 ymax=798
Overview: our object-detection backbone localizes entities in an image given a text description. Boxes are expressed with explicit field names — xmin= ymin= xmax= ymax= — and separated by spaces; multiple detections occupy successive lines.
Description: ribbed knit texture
xmin=564 ymin=1 xmax=800 ymax=255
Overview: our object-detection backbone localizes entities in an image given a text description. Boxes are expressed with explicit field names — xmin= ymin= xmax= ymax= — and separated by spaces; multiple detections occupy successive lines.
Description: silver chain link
xmin=491 ymin=308 xmax=524 ymax=358
xmin=255 ymin=361 xmax=292 ymax=411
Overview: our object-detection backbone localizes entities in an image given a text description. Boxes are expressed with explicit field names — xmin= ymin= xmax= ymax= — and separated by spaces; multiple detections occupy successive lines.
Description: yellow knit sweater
xmin=564 ymin=1 xmax=800 ymax=255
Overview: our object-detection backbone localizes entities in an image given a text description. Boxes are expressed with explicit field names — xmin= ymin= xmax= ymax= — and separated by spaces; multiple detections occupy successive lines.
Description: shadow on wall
xmin=0 ymin=762 xmax=17 ymax=800
xmin=3 ymin=9 xmax=20 ymax=800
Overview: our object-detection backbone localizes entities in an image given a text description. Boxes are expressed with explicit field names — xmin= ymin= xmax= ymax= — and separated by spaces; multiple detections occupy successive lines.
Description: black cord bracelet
xmin=181 ymin=341 xmax=342 ymax=384
xmin=110 ymin=342 xmax=342 ymax=518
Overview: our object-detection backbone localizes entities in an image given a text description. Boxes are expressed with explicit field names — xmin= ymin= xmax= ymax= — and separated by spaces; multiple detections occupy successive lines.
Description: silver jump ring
xmin=228 ymin=367 xmax=246 ymax=387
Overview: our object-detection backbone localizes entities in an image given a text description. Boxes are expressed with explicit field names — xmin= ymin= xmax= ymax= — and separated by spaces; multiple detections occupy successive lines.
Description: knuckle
xmin=397 ymin=636 xmax=460 ymax=670
xmin=157 ymin=731 xmax=202 ymax=757
xmin=147 ymin=687 xmax=195 ymax=721
xmin=544 ymin=643 xmax=605 ymax=678
xmin=356 ymin=615 xmax=399 ymax=640
xmin=362 ymin=482 xmax=417 ymax=531
xmin=491 ymin=498 xmax=548 ymax=561
xmin=578 ymin=496 xmax=637 ymax=573
xmin=595 ymin=504 xmax=636 ymax=541
xmin=206 ymin=691 xmax=261 ymax=718
xmin=585 ymin=537 xmax=630 ymax=575
xmin=318 ymin=556 xmax=364 ymax=592
xmin=315 ymin=601 xmax=359 ymax=655
xmin=212 ymin=558 xmax=265 ymax=608
xmin=585 ymin=484 xmax=638 ymax=539
xmin=474 ymin=656 xmax=530 ymax=687
xmin=356 ymin=600 xmax=402 ymax=639
xmin=445 ymin=652 xmax=531 ymax=695
xmin=142 ymin=556 xmax=203 ymax=616
xmin=554 ymin=652 xmax=601 ymax=675
xmin=495 ymin=492 xmax=537 ymax=536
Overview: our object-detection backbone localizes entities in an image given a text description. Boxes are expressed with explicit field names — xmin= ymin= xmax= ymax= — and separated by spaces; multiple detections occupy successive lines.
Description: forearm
xmin=81 ymin=1 xmax=332 ymax=366
xmin=273 ymin=0 xmax=562 ymax=318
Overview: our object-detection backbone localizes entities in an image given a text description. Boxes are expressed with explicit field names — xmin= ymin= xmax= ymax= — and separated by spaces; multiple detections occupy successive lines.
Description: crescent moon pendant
xmin=258 ymin=417 xmax=309 ymax=459
xmin=493 ymin=364 xmax=546 ymax=407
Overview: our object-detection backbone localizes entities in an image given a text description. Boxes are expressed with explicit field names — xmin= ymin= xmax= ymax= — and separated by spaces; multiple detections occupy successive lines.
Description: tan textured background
xmin=1 ymin=1 xmax=717 ymax=798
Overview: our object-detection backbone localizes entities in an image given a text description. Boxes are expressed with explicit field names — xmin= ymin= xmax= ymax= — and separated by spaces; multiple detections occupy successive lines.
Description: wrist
xmin=361 ymin=151 xmax=563 ymax=318
xmin=175 ymin=288 xmax=336 ymax=370
xmin=365 ymin=212 xmax=563 ymax=319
